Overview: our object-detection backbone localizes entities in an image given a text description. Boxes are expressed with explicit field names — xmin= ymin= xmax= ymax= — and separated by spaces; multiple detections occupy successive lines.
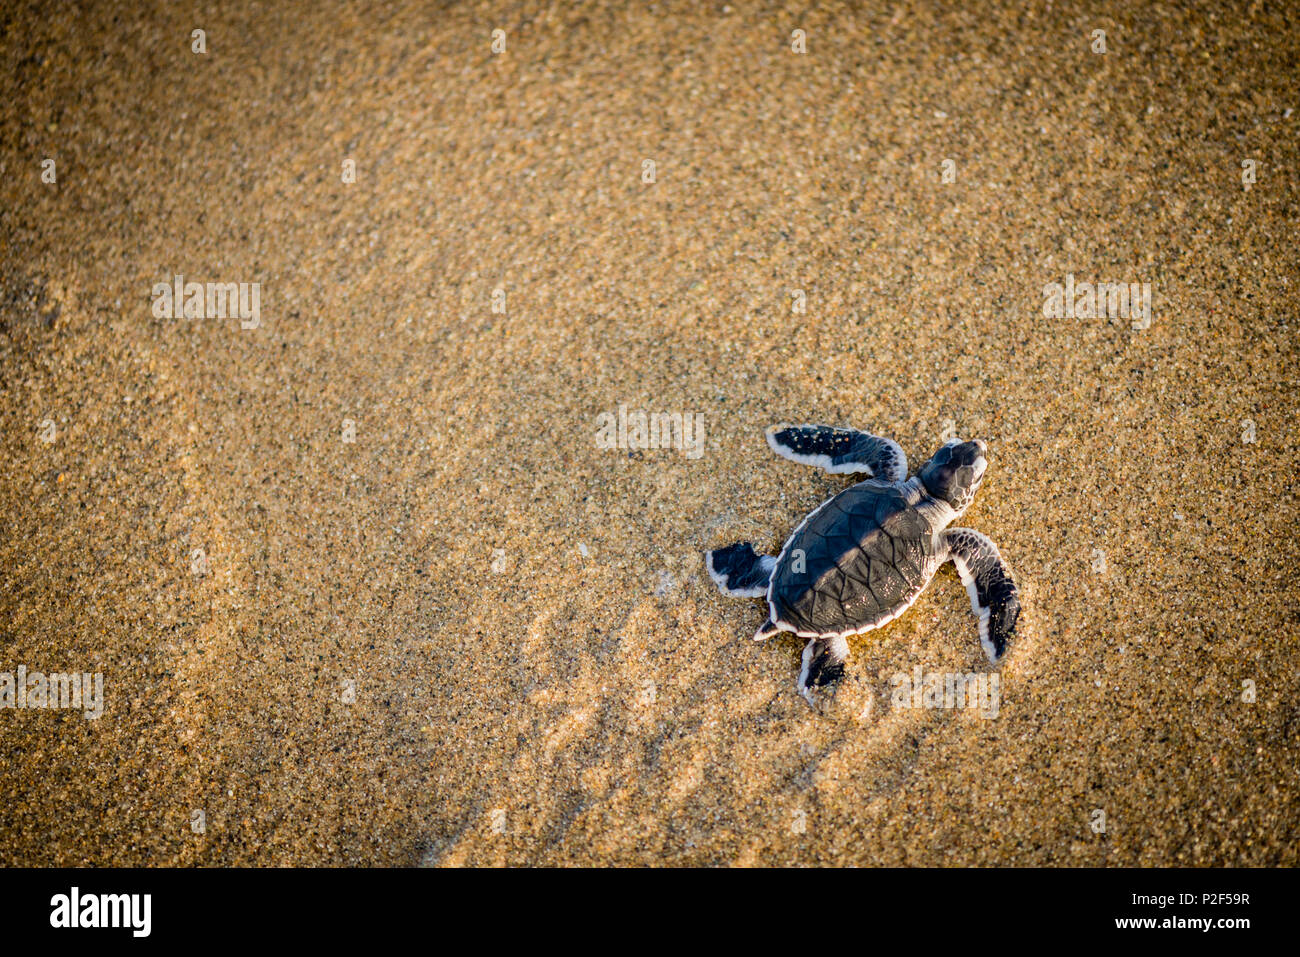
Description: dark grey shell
xmin=770 ymin=481 xmax=937 ymax=635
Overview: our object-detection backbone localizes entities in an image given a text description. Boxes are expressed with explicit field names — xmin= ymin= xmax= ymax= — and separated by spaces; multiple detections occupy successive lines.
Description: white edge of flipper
xmin=797 ymin=640 xmax=817 ymax=706
xmin=765 ymin=425 xmax=882 ymax=475
xmin=704 ymin=549 xmax=773 ymax=599
xmin=765 ymin=424 xmax=909 ymax=480
xmin=796 ymin=635 xmax=850 ymax=708
xmin=950 ymin=552 xmax=1000 ymax=663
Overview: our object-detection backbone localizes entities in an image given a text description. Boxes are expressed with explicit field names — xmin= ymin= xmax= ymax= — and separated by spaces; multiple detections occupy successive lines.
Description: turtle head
xmin=919 ymin=438 xmax=988 ymax=516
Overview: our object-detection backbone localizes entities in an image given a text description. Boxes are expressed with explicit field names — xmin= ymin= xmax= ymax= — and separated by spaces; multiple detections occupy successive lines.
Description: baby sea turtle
xmin=705 ymin=424 xmax=1020 ymax=705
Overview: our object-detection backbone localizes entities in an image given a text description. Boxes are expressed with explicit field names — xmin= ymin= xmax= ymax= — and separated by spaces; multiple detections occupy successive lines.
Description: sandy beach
xmin=1 ymin=0 xmax=1296 ymax=865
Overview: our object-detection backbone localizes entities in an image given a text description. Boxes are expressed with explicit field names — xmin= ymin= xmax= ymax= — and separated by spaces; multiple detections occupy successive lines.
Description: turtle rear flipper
xmin=766 ymin=424 xmax=908 ymax=482
xmin=797 ymin=635 xmax=850 ymax=707
xmin=942 ymin=528 xmax=1020 ymax=662
xmin=704 ymin=542 xmax=775 ymax=598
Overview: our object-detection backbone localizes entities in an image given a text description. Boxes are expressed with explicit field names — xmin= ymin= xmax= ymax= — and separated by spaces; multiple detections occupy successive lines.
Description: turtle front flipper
xmin=941 ymin=528 xmax=1021 ymax=662
xmin=797 ymin=635 xmax=850 ymax=707
xmin=766 ymin=424 xmax=908 ymax=482
xmin=704 ymin=542 xmax=776 ymax=598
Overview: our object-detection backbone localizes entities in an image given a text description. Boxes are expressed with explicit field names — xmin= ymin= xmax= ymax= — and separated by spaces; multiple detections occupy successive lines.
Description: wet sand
xmin=1 ymin=0 xmax=1297 ymax=865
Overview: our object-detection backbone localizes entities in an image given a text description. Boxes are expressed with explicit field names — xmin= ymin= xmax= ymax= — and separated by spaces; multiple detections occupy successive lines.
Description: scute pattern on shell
xmin=770 ymin=482 xmax=936 ymax=634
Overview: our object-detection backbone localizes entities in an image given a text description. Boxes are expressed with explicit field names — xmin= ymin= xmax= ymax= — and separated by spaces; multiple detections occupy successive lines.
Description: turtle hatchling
xmin=705 ymin=424 xmax=1021 ymax=705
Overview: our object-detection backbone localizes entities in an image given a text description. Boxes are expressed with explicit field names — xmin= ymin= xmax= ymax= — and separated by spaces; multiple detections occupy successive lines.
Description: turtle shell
xmin=770 ymin=481 xmax=937 ymax=635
